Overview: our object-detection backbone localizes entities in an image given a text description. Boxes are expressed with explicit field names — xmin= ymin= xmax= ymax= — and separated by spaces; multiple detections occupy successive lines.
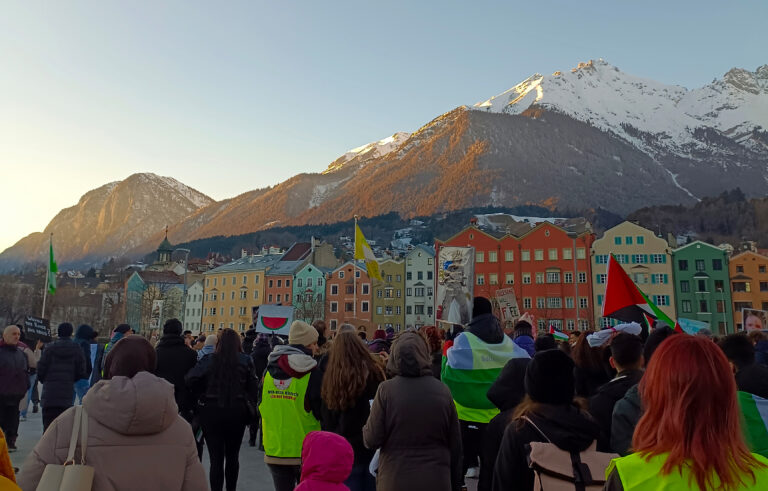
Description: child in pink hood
xmin=296 ymin=431 xmax=354 ymax=491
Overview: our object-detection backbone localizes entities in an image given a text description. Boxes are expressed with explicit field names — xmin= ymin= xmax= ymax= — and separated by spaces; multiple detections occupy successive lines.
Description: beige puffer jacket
xmin=17 ymin=371 xmax=207 ymax=491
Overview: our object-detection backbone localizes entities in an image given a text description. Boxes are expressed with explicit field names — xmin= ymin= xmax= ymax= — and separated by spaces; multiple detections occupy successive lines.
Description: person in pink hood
xmin=296 ymin=431 xmax=354 ymax=491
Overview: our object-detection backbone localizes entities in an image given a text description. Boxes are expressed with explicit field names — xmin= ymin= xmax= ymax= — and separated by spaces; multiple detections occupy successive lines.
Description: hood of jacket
xmin=526 ymin=404 xmax=601 ymax=452
xmin=387 ymin=331 xmax=433 ymax=377
xmin=75 ymin=325 xmax=95 ymax=340
xmin=84 ymin=371 xmax=178 ymax=436
xmin=487 ymin=358 xmax=530 ymax=411
xmin=468 ymin=313 xmax=504 ymax=344
xmin=300 ymin=431 xmax=354 ymax=484
xmin=267 ymin=344 xmax=317 ymax=379
xmin=157 ymin=334 xmax=186 ymax=349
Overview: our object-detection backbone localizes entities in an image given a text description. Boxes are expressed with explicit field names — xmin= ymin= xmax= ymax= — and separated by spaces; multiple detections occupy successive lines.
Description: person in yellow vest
xmin=260 ymin=320 xmax=323 ymax=491
xmin=605 ymin=335 xmax=768 ymax=490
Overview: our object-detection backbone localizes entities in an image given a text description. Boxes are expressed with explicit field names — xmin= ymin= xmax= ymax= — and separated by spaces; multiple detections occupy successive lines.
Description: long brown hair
xmin=634 ymin=335 xmax=764 ymax=490
xmin=570 ymin=330 xmax=604 ymax=371
xmin=321 ymin=331 xmax=385 ymax=411
xmin=510 ymin=395 xmax=588 ymax=429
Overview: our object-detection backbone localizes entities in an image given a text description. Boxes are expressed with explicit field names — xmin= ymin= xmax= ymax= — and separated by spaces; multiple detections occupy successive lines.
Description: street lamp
xmin=174 ymin=248 xmax=191 ymax=331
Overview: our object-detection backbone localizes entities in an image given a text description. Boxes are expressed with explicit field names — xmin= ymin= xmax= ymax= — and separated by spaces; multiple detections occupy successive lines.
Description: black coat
xmin=155 ymin=334 xmax=199 ymax=414
xmin=468 ymin=313 xmax=504 ymax=344
xmin=186 ymin=352 xmax=259 ymax=408
xmin=321 ymin=376 xmax=381 ymax=466
xmin=0 ymin=344 xmax=29 ymax=397
xmin=73 ymin=325 xmax=95 ymax=377
xmin=756 ymin=340 xmax=768 ymax=367
xmin=37 ymin=338 xmax=87 ymax=408
xmin=588 ymin=369 xmax=643 ymax=452
xmin=250 ymin=339 xmax=271 ymax=380
xmin=492 ymin=404 xmax=601 ymax=491
xmin=479 ymin=358 xmax=530 ymax=491
xmin=243 ymin=329 xmax=257 ymax=355
xmin=736 ymin=363 xmax=768 ymax=400
xmin=610 ymin=383 xmax=642 ymax=456
xmin=574 ymin=365 xmax=613 ymax=398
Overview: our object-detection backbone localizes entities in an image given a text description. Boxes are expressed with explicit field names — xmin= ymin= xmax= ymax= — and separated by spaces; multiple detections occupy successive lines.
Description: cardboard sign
xmin=435 ymin=246 xmax=474 ymax=326
xmin=23 ymin=315 xmax=51 ymax=343
xmin=495 ymin=287 xmax=520 ymax=323
xmin=255 ymin=304 xmax=295 ymax=335
xmin=149 ymin=300 xmax=164 ymax=330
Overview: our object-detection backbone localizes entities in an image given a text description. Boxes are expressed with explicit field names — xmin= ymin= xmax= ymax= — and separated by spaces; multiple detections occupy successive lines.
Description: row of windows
xmin=680 ymin=279 xmax=726 ymax=293
xmin=407 ymin=305 xmax=433 ymax=316
xmin=596 ymin=294 xmax=669 ymax=306
xmin=328 ymin=301 xmax=370 ymax=313
xmin=204 ymin=306 xmax=252 ymax=316
xmin=595 ymin=254 xmax=667 ymax=264
xmin=206 ymin=290 xmax=259 ymax=301
xmin=520 ymin=297 xmax=590 ymax=309
xmin=205 ymin=275 xmax=259 ymax=288
xmin=406 ymin=271 xmax=432 ymax=281
xmin=613 ymin=235 xmax=646 ymax=246
xmin=267 ymin=278 xmax=291 ymax=288
xmin=503 ymin=272 xmax=588 ymax=286
xmin=596 ymin=273 xmax=669 ymax=285
xmin=295 ymin=277 xmax=323 ymax=288
xmin=186 ymin=293 xmax=202 ymax=302
xmin=680 ymin=299 xmax=726 ymax=314
xmin=375 ymin=306 xmax=403 ymax=315
xmin=328 ymin=284 xmax=371 ymax=295
xmin=477 ymin=248 xmax=588 ymax=263
xmin=732 ymin=281 xmax=768 ymax=293
xmin=678 ymin=259 xmax=723 ymax=271
xmin=540 ymin=319 xmax=591 ymax=330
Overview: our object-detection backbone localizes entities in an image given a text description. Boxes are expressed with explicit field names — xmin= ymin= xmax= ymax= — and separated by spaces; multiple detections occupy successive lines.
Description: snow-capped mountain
xmin=474 ymin=59 xmax=768 ymax=155
xmin=323 ymin=132 xmax=411 ymax=174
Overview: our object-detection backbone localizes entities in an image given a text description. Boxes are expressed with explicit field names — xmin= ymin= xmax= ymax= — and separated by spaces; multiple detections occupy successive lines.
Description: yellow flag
xmin=354 ymin=224 xmax=382 ymax=280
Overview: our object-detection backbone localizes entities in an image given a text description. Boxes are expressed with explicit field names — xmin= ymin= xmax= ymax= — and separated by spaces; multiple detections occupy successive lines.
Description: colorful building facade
xmin=729 ymin=251 xmax=768 ymax=331
xmin=372 ymin=259 xmax=405 ymax=331
xmin=672 ymin=241 xmax=732 ymax=335
xmin=325 ymin=261 xmax=372 ymax=336
xmin=404 ymin=245 xmax=436 ymax=329
xmin=293 ymin=263 xmax=330 ymax=324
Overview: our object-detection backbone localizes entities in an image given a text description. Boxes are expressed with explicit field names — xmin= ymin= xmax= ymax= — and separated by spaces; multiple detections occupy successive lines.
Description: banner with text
xmin=495 ymin=287 xmax=520 ymax=324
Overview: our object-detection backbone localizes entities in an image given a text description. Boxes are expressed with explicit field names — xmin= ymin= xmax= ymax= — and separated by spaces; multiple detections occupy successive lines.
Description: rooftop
xmin=204 ymin=254 xmax=282 ymax=274
xmin=136 ymin=270 xmax=183 ymax=284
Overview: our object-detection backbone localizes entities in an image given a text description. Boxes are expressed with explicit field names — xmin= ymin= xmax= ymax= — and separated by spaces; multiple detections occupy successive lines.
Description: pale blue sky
xmin=1 ymin=0 xmax=766 ymax=252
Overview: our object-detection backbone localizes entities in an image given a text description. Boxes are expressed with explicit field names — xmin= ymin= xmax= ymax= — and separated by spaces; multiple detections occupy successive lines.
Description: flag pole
xmin=41 ymin=233 xmax=51 ymax=318
xmin=354 ymin=215 xmax=358 ymax=323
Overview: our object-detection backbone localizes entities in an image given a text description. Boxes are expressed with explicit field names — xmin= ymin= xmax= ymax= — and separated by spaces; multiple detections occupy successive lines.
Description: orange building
xmin=264 ymin=243 xmax=313 ymax=306
xmin=325 ymin=261 xmax=373 ymax=337
xmin=729 ymin=251 xmax=768 ymax=330
xmin=435 ymin=217 xmax=595 ymax=331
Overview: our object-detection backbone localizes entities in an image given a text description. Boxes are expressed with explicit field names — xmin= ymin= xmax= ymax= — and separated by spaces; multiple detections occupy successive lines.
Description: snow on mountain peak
xmin=323 ymin=132 xmax=411 ymax=174
xmin=473 ymin=59 xmax=768 ymax=154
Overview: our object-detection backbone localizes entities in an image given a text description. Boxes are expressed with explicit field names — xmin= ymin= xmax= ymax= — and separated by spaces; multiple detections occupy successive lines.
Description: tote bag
xmin=36 ymin=405 xmax=94 ymax=491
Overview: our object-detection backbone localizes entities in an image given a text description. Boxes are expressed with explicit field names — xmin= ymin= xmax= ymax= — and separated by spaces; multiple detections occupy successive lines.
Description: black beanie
xmin=525 ymin=349 xmax=576 ymax=405
xmin=473 ymin=297 xmax=493 ymax=317
xmin=513 ymin=320 xmax=533 ymax=339
xmin=57 ymin=322 xmax=74 ymax=338
xmin=163 ymin=318 xmax=183 ymax=336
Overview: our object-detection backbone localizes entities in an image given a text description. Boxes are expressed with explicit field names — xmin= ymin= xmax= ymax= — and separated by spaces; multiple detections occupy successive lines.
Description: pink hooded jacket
xmin=295 ymin=431 xmax=354 ymax=491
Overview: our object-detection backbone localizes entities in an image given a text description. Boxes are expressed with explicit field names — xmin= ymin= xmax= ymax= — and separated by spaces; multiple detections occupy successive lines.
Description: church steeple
xmin=157 ymin=226 xmax=173 ymax=263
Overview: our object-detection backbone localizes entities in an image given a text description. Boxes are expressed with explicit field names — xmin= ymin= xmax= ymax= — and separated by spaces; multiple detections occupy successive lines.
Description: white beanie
xmin=289 ymin=320 xmax=319 ymax=347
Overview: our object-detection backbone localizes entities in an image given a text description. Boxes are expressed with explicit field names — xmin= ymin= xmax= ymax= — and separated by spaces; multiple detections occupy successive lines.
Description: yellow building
xmin=592 ymin=221 xmax=676 ymax=327
xmin=371 ymin=259 xmax=406 ymax=331
xmin=201 ymin=255 xmax=281 ymax=332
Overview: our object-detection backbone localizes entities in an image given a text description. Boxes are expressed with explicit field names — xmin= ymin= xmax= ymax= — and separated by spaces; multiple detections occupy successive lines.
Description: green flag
xmin=48 ymin=239 xmax=57 ymax=295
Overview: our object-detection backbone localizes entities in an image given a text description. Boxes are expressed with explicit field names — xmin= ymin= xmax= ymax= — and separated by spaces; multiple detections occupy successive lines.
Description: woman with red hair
xmin=606 ymin=335 xmax=768 ymax=490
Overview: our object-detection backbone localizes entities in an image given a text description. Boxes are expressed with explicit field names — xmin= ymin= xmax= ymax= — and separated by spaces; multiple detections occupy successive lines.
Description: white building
xmin=184 ymin=280 xmax=204 ymax=333
xmin=405 ymin=245 xmax=435 ymax=329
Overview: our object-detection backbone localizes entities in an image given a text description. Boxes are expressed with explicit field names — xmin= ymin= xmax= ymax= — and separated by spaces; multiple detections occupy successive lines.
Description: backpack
xmin=522 ymin=416 xmax=617 ymax=491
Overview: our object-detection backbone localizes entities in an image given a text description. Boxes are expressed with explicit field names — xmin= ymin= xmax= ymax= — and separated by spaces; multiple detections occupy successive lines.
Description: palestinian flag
xmin=549 ymin=326 xmax=569 ymax=341
xmin=739 ymin=391 xmax=768 ymax=458
xmin=441 ymin=331 xmax=530 ymax=423
xmin=638 ymin=289 xmax=682 ymax=332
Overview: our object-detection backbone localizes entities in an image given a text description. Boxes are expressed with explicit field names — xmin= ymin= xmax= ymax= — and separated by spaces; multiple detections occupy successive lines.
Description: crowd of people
xmin=3 ymin=298 xmax=768 ymax=490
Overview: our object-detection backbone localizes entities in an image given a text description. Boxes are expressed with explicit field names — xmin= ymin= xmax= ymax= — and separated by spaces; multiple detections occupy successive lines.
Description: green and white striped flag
xmin=739 ymin=391 xmax=768 ymax=458
xmin=47 ymin=238 xmax=57 ymax=295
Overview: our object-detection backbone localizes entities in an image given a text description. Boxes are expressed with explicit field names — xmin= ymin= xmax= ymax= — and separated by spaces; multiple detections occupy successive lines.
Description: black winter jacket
xmin=0 ymin=344 xmax=29 ymax=397
xmin=610 ymin=383 xmax=642 ymax=456
xmin=186 ymin=352 xmax=259 ymax=409
xmin=574 ymin=365 xmax=613 ymax=398
xmin=73 ymin=325 xmax=95 ymax=378
xmin=479 ymin=358 xmax=530 ymax=491
xmin=243 ymin=329 xmax=257 ymax=355
xmin=736 ymin=363 xmax=768 ymax=400
xmin=321 ymin=376 xmax=381 ymax=466
xmin=250 ymin=339 xmax=271 ymax=380
xmin=492 ymin=404 xmax=601 ymax=491
xmin=37 ymin=338 xmax=87 ymax=407
xmin=468 ymin=313 xmax=504 ymax=344
xmin=589 ymin=369 xmax=643 ymax=452
xmin=155 ymin=334 xmax=199 ymax=414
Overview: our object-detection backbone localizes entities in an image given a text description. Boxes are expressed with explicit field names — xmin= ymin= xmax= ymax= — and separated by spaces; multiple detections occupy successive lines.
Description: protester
xmin=478 ymin=357 xmax=530 ymax=491
xmin=748 ymin=330 xmax=768 ymax=366
xmin=295 ymin=431 xmax=354 ymax=491
xmin=442 ymin=296 xmax=529 ymax=484
xmin=367 ymin=329 xmax=390 ymax=355
xmin=364 ymin=331 xmax=462 ymax=491
xmin=321 ymin=331 xmax=385 ymax=491
xmin=510 ymin=318 xmax=535 ymax=357
xmin=259 ymin=320 xmax=323 ymax=491
xmin=37 ymin=322 xmax=87 ymax=431
xmin=419 ymin=325 xmax=443 ymax=379
xmin=186 ymin=328 xmax=257 ymax=491
xmin=18 ymin=335 xmax=207 ymax=491
xmin=719 ymin=334 xmax=768 ymax=399
xmin=73 ymin=324 xmax=97 ymax=403
xmin=16 ymin=330 xmax=38 ymax=421
xmin=198 ymin=334 xmax=217 ymax=360
xmin=313 ymin=320 xmax=329 ymax=352
xmin=156 ymin=318 xmax=199 ymax=419
xmin=588 ymin=332 xmax=644 ymax=452
xmin=248 ymin=332 xmax=272 ymax=448
xmin=533 ymin=333 xmax=556 ymax=352
xmin=572 ymin=329 xmax=613 ymax=397
xmin=492 ymin=349 xmax=601 ymax=491
xmin=103 ymin=323 xmax=131 ymax=356
xmin=243 ymin=326 xmax=258 ymax=355
xmin=605 ymin=334 xmax=768 ymax=490
xmin=193 ymin=335 xmax=206 ymax=351
xmin=0 ymin=326 xmax=28 ymax=452
xmin=610 ymin=325 xmax=677 ymax=455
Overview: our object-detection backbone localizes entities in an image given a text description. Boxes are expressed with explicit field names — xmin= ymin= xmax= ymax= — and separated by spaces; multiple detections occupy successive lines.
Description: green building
xmin=672 ymin=241 xmax=732 ymax=335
